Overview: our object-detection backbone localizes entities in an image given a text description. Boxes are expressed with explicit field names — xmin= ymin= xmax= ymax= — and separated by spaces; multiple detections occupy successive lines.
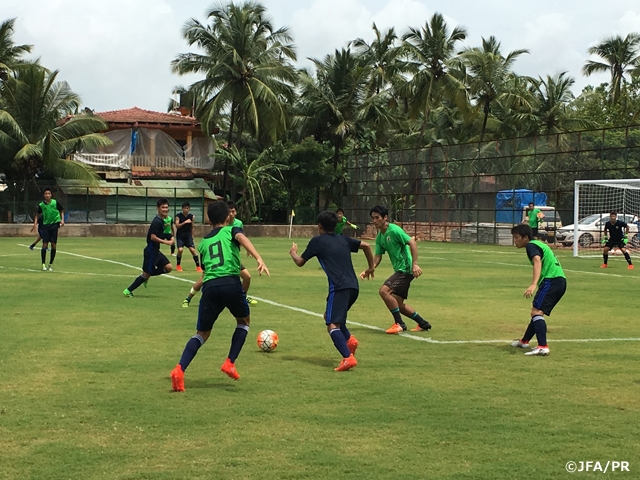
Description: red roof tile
xmin=95 ymin=107 xmax=200 ymax=126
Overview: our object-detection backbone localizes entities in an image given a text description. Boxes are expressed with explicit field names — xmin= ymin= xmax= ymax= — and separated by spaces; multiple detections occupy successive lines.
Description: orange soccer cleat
xmin=221 ymin=358 xmax=240 ymax=380
xmin=386 ymin=323 xmax=407 ymax=334
xmin=196 ymin=266 xmax=203 ymax=273
xmin=628 ymin=264 xmax=634 ymax=270
xmin=346 ymin=336 xmax=359 ymax=355
xmin=170 ymin=364 xmax=185 ymax=392
xmin=334 ymin=354 xmax=357 ymax=372
xmin=176 ymin=265 xmax=183 ymax=272
xmin=600 ymin=264 xmax=608 ymax=268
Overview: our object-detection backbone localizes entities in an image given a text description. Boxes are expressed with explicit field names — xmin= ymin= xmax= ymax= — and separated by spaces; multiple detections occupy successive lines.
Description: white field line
xmin=15 ymin=244 xmax=640 ymax=345
xmin=0 ymin=264 xmax=133 ymax=278
xmin=0 ymin=253 xmax=29 ymax=257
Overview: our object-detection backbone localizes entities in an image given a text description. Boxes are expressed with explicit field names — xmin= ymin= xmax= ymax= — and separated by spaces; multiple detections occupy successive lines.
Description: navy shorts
xmin=383 ymin=272 xmax=414 ymax=299
xmin=605 ymin=240 xmax=626 ymax=250
xmin=41 ymin=224 xmax=59 ymax=243
xmin=197 ymin=278 xmax=250 ymax=331
xmin=325 ymin=288 xmax=359 ymax=325
xmin=142 ymin=247 xmax=170 ymax=274
xmin=533 ymin=277 xmax=566 ymax=316
xmin=176 ymin=234 xmax=194 ymax=249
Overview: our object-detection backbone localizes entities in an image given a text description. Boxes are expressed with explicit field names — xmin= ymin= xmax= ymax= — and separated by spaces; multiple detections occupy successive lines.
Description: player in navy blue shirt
xmin=601 ymin=211 xmax=633 ymax=269
xmin=289 ymin=210 xmax=374 ymax=371
xmin=174 ymin=201 xmax=202 ymax=272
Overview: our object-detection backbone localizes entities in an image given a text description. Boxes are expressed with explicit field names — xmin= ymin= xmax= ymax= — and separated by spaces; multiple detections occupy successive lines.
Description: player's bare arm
xmin=408 ymin=238 xmax=422 ymax=278
xmin=236 ymin=233 xmax=270 ymax=276
xmin=150 ymin=233 xmax=172 ymax=246
xmin=525 ymin=256 xmax=542 ymax=298
xmin=59 ymin=209 xmax=64 ymax=227
xmin=289 ymin=242 xmax=307 ymax=267
xmin=359 ymin=241 xmax=375 ymax=279
xmin=360 ymin=254 xmax=382 ymax=279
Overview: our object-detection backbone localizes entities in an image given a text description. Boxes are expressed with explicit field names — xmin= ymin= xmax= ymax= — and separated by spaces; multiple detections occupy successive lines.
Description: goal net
xmin=572 ymin=179 xmax=640 ymax=257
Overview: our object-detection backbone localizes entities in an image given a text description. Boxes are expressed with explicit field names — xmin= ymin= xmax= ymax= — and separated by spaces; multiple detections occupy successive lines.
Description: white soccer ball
xmin=257 ymin=330 xmax=279 ymax=353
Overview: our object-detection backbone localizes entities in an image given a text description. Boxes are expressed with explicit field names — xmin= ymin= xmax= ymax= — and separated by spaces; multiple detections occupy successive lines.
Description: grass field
xmin=1 ymin=236 xmax=639 ymax=479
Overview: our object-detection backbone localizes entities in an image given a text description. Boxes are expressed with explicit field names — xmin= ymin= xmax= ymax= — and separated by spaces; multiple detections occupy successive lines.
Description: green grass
xmin=1 ymin=237 xmax=639 ymax=479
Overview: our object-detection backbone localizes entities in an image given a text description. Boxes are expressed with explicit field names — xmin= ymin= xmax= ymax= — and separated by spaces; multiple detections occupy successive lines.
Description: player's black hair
xmin=336 ymin=207 xmax=344 ymax=214
xmin=43 ymin=187 xmax=52 ymax=194
xmin=610 ymin=211 xmax=617 ymax=216
xmin=157 ymin=198 xmax=169 ymax=207
xmin=181 ymin=201 xmax=190 ymax=208
xmin=370 ymin=205 xmax=388 ymax=218
xmin=317 ymin=210 xmax=338 ymax=232
xmin=227 ymin=200 xmax=237 ymax=210
xmin=208 ymin=200 xmax=230 ymax=225
xmin=511 ymin=224 xmax=533 ymax=240
xmin=528 ymin=202 xmax=534 ymax=207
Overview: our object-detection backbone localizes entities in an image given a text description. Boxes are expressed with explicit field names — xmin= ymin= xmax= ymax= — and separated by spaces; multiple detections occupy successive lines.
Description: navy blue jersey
xmin=176 ymin=212 xmax=194 ymax=236
xmin=301 ymin=233 xmax=361 ymax=291
xmin=604 ymin=220 xmax=627 ymax=241
xmin=146 ymin=216 xmax=165 ymax=251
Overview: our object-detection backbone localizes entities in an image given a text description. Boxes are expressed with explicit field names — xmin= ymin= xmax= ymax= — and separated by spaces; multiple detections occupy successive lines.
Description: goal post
xmin=573 ymin=179 xmax=640 ymax=257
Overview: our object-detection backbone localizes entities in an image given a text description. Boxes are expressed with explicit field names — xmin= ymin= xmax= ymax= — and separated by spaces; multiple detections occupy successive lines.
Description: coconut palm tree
xmin=0 ymin=18 xmax=33 ymax=76
xmin=171 ymin=1 xmax=298 ymax=146
xmin=0 ymin=64 xmax=109 ymax=186
xmin=351 ymin=23 xmax=402 ymax=96
xmin=582 ymin=33 xmax=640 ymax=105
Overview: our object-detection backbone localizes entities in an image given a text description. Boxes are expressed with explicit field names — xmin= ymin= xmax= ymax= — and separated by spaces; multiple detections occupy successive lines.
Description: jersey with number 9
xmin=198 ymin=226 xmax=242 ymax=282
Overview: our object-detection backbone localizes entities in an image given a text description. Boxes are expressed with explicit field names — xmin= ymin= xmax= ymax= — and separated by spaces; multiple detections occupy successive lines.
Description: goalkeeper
xmin=335 ymin=208 xmax=359 ymax=235
xmin=601 ymin=211 xmax=633 ymax=270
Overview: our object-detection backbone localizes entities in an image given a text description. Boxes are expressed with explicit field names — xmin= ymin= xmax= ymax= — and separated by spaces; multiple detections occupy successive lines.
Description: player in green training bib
xmin=335 ymin=208 xmax=358 ymax=235
xmin=33 ymin=188 xmax=65 ymax=271
xmin=523 ymin=202 xmax=544 ymax=238
xmin=360 ymin=205 xmax=432 ymax=335
xmin=162 ymin=213 xmax=176 ymax=257
xmin=510 ymin=224 xmax=567 ymax=356
xmin=170 ymin=200 xmax=270 ymax=391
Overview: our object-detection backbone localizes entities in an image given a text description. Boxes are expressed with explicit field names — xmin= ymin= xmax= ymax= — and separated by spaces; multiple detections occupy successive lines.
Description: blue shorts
xmin=176 ymin=234 xmax=194 ymax=249
xmin=142 ymin=247 xmax=170 ymax=274
xmin=325 ymin=288 xmax=359 ymax=325
xmin=197 ymin=278 xmax=250 ymax=331
xmin=533 ymin=277 xmax=566 ymax=316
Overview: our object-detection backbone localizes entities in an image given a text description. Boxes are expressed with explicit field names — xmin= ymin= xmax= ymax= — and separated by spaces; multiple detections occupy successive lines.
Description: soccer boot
xmin=170 ymin=364 xmax=185 ymax=392
xmin=47 ymin=265 xmax=53 ymax=271
xmin=524 ymin=346 xmax=550 ymax=356
xmin=176 ymin=265 xmax=183 ymax=272
xmin=410 ymin=321 xmax=432 ymax=332
xmin=29 ymin=244 xmax=35 ymax=250
xmin=123 ymin=288 xmax=134 ymax=298
xmin=334 ymin=354 xmax=357 ymax=372
xmin=182 ymin=299 xmax=190 ymax=308
xmin=628 ymin=264 xmax=634 ymax=270
xmin=511 ymin=340 xmax=530 ymax=348
xmin=196 ymin=266 xmax=203 ymax=273
xmin=42 ymin=263 xmax=48 ymax=271
xmin=346 ymin=336 xmax=359 ymax=355
xmin=221 ymin=358 xmax=240 ymax=380
xmin=386 ymin=323 xmax=407 ymax=334
xmin=600 ymin=264 xmax=608 ymax=268
xmin=247 ymin=296 xmax=258 ymax=305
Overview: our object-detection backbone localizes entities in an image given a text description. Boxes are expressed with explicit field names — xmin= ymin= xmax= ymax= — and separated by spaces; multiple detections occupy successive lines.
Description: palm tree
xmin=0 ymin=64 xmax=110 ymax=186
xmin=459 ymin=36 xmax=530 ymax=141
xmin=351 ymin=23 xmax=402 ymax=96
xmin=401 ymin=13 xmax=467 ymax=142
xmin=582 ymin=33 xmax=640 ymax=105
xmin=171 ymin=1 xmax=298 ymax=146
xmin=0 ymin=18 xmax=33 ymax=76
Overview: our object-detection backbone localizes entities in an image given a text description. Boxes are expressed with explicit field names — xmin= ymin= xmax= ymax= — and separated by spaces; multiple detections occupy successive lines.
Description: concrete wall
xmin=0 ymin=223 xmax=318 ymax=238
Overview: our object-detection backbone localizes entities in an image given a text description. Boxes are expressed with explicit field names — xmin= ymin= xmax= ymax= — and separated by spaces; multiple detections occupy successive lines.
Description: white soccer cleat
xmin=42 ymin=263 xmax=48 ymax=271
xmin=524 ymin=347 xmax=549 ymax=356
xmin=511 ymin=340 xmax=530 ymax=348
xmin=47 ymin=265 xmax=53 ymax=271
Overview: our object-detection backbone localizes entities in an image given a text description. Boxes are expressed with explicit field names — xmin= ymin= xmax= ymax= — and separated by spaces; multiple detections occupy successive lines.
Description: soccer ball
xmin=257 ymin=330 xmax=279 ymax=352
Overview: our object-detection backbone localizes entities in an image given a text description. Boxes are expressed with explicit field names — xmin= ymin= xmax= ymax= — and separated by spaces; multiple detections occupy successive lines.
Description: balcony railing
xmin=70 ymin=153 xmax=214 ymax=170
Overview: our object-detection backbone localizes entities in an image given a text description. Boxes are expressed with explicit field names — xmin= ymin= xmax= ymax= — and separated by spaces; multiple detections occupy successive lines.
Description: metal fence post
xmin=86 ymin=187 xmax=89 ymax=223
xmin=145 ymin=188 xmax=148 ymax=223
xmin=115 ymin=187 xmax=119 ymax=224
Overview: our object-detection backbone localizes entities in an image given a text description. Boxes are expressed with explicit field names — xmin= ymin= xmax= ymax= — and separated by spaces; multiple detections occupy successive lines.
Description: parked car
xmin=555 ymin=213 xmax=639 ymax=247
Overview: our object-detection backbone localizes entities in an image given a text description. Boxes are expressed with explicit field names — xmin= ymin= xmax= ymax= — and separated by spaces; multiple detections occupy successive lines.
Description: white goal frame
xmin=574 ymin=179 xmax=640 ymax=257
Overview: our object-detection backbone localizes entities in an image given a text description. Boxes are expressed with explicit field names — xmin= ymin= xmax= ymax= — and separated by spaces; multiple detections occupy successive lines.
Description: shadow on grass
xmin=182 ymin=379 xmax=238 ymax=390
xmin=280 ymin=355 xmax=335 ymax=368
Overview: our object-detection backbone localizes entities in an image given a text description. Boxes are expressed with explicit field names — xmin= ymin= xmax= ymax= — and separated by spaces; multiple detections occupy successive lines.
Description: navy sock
xmin=603 ymin=253 xmax=608 ymax=265
xmin=128 ymin=275 xmax=146 ymax=292
xmin=171 ymin=244 xmax=175 ymax=254
xmin=193 ymin=255 xmax=200 ymax=267
xmin=624 ymin=252 xmax=632 ymax=265
xmin=339 ymin=323 xmax=351 ymax=341
xmin=176 ymin=255 xmax=182 ymax=266
xmin=50 ymin=248 xmax=56 ymax=264
xmin=390 ymin=308 xmax=403 ymax=325
xmin=179 ymin=334 xmax=205 ymax=372
xmin=409 ymin=311 xmax=430 ymax=327
xmin=522 ymin=321 xmax=536 ymax=343
xmin=329 ymin=328 xmax=351 ymax=358
xmin=532 ymin=315 xmax=547 ymax=346
xmin=41 ymin=248 xmax=47 ymax=264
xmin=228 ymin=325 xmax=249 ymax=363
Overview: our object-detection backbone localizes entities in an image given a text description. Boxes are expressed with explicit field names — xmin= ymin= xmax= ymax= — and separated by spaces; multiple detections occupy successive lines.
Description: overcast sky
xmin=5 ymin=0 xmax=640 ymax=113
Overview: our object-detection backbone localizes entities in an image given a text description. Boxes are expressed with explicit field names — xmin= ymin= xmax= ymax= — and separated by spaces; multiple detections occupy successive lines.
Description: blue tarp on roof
xmin=495 ymin=189 xmax=547 ymax=223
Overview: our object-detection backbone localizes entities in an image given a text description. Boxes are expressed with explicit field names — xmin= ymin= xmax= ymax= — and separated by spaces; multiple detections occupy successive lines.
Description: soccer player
xmin=228 ymin=200 xmax=258 ymax=305
xmin=34 ymin=188 xmax=64 ymax=271
xmin=170 ymin=200 xmax=270 ymax=391
xmin=601 ymin=211 xmax=633 ymax=269
xmin=510 ymin=224 xmax=566 ymax=356
xmin=335 ymin=208 xmax=358 ymax=235
xmin=360 ymin=205 xmax=432 ymax=334
xmin=174 ymin=201 xmax=202 ymax=272
xmin=289 ymin=210 xmax=375 ymax=371
xmin=123 ymin=198 xmax=174 ymax=297
xmin=29 ymin=209 xmax=44 ymax=251
xmin=162 ymin=213 xmax=176 ymax=257
xmin=523 ymin=202 xmax=544 ymax=238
